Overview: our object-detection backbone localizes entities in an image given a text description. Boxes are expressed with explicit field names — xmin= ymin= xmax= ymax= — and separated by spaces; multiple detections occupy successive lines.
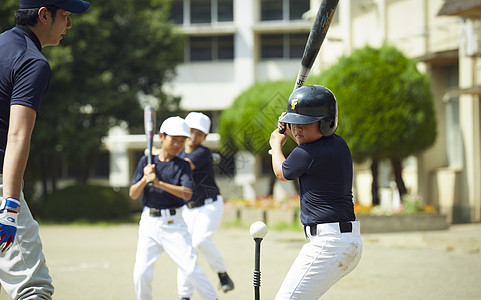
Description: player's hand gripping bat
xmin=144 ymin=105 xmax=156 ymax=186
xmin=279 ymin=0 xmax=339 ymax=134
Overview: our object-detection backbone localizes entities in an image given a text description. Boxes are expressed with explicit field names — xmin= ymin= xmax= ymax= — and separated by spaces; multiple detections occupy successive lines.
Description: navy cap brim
xmin=55 ymin=0 xmax=90 ymax=13
xmin=279 ymin=112 xmax=321 ymax=125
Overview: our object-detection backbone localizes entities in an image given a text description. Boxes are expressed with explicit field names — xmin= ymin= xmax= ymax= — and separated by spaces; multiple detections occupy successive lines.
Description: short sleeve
xmin=188 ymin=146 xmax=211 ymax=169
xmin=11 ymin=58 xmax=51 ymax=112
xmin=179 ymin=160 xmax=194 ymax=189
xmin=132 ymin=156 xmax=148 ymax=184
xmin=282 ymin=146 xmax=312 ymax=180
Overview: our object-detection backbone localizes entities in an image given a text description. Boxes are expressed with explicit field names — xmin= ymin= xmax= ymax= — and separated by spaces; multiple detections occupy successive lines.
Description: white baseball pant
xmin=177 ymin=195 xmax=226 ymax=297
xmin=133 ymin=206 xmax=217 ymax=300
xmin=0 ymin=176 xmax=54 ymax=300
xmin=275 ymin=221 xmax=362 ymax=300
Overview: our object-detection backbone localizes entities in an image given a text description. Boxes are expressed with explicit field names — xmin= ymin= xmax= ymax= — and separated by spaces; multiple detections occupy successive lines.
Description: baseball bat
xmin=144 ymin=105 xmax=156 ymax=186
xmin=279 ymin=0 xmax=339 ymax=134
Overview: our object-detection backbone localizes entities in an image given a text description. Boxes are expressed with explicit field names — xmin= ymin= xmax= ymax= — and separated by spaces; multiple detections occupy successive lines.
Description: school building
xmin=100 ymin=0 xmax=481 ymax=223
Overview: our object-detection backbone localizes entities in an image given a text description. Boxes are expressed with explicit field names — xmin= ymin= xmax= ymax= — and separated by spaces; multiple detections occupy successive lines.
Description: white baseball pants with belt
xmin=177 ymin=195 xmax=226 ymax=297
xmin=275 ymin=221 xmax=363 ymax=300
xmin=133 ymin=206 xmax=217 ymax=300
xmin=0 ymin=176 xmax=54 ymax=300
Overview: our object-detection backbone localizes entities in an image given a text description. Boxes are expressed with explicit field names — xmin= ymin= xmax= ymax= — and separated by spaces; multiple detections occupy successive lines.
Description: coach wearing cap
xmin=0 ymin=1 xmax=89 ymax=299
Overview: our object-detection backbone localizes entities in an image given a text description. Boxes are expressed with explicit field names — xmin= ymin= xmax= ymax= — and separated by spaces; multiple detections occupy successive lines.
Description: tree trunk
xmin=268 ymin=173 xmax=276 ymax=195
xmin=39 ymin=158 xmax=48 ymax=201
xmin=50 ymin=152 xmax=59 ymax=192
xmin=78 ymin=151 xmax=96 ymax=183
xmin=391 ymin=157 xmax=407 ymax=199
xmin=370 ymin=159 xmax=380 ymax=206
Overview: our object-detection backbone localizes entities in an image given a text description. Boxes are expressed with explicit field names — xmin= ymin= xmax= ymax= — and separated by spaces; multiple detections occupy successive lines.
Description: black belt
xmin=188 ymin=196 xmax=218 ymax=208
xmin=149 ymin=207 xmax=176 ymax=217
xmin=305 ymin=222 xmax=353 ymax=236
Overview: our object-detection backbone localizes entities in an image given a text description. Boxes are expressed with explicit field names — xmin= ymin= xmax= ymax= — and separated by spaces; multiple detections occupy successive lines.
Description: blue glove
xmin=0 ymin=197 xmax=20 ymax=253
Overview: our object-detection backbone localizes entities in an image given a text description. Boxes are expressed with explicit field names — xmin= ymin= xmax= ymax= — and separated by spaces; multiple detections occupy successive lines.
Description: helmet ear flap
xmin=319 ymin=118 xmax=337 ymax=137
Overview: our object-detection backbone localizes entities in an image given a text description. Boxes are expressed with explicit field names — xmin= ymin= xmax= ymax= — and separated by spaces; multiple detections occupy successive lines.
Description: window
xmin=188 ymin=35 xmax=234 ymax=61
xmin=288 ymin=33 xmax=308 ymax=58
xmin=260 ymin=34 xmax=283 ymax=59
xmin=217 ymin=35 xmax=234 ymax=59
xmin=260 ymin=33 xmax=308 ymax=59
xmin=445 ymin=96 xmax=462 ymax=168
xmin=190 ymin=37 xmax=213 ymax=61
xmin=191 ymin=0 xmax=211 ymax=24
xmin=218 ymin=0 xmax=234 ymax=22
xmin=261 ymin=0 xmax=282 ymax=21
xmin=289 ymin=0 xmax=309 ymax=20
xmin=444 ymin=64 xmax=462 ymax=168
xmin=170 ymin=0 xmax=233 ymax=24
xmin=261 ymin=0 xmax=310 ymax=21
xmin=171 ymin=0 xmax=183 ymax=24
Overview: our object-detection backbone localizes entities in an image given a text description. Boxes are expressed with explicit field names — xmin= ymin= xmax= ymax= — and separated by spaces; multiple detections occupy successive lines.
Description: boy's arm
xmin=270 ymin=128 xmax=288 ymax=181
xmin=154 ymin=180 xmax=193 ymax=200
xmin=184 ymin=158 xmax=196 ymax=170
xmin=129 ymin=176 xmax=147 ymax=200
xmin=129 ymin=163 xmax=155 ymax=200
xmin=129 ymin=177 xmax=193 ymax=201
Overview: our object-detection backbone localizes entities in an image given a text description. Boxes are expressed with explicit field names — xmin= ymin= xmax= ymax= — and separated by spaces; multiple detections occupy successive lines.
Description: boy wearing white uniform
xmin=177 ymin=112 xmax=234 ymax=299
xmin=129 ymin=116 xmax=217 ymax=300
xmin=270 ymin=85 xmax=362 ymax=299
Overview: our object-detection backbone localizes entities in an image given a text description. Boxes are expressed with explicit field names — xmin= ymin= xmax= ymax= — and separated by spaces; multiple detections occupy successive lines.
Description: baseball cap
xmin=19 ymin=0 xmax=90 ymax=13
xmin=185 ymin=112 xmax=211 ymax=135
xmin=159 ymin=117 xmax=191 ymax=138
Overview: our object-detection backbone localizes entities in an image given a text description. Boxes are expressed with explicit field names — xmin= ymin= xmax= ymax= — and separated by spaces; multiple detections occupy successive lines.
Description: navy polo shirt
xmin=132 ymin=155 xmax=194 ymax=209
xmin=282 ymin=134 xmax=355 ymax=225
xmin=178 ymin=145 xmax=220 ymax=205
xmin=0 ymin=26 xmax=51 ymax=171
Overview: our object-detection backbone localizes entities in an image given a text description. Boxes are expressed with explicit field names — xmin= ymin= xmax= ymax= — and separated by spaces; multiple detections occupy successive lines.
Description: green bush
xmin=43 ymin=184 xmax=131 ymax=222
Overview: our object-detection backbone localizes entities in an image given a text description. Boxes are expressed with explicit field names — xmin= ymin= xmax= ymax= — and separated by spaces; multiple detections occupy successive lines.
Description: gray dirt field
xmin=1 ymin=223 xmax=480 ymax=300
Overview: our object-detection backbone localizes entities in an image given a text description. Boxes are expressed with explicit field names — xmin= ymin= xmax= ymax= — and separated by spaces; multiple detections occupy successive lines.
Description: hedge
xmin=43 ymin=184 xmax=131 ymax=222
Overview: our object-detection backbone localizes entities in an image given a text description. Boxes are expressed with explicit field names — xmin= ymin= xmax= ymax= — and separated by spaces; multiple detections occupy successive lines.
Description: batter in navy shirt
xmin=131 ymin=155 xmax=193 ymax=209
xmin=282 ymin=134 xmax=355 ymax=226
xmin=178 ymin=145 xmax=220 ymax=206
xmin=0 ymin=26 xmax=51 ymax=171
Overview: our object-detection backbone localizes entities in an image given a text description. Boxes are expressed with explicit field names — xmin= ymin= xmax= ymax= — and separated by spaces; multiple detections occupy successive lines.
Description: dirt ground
xmin=1 ymin=223 xmax=480 ymax=300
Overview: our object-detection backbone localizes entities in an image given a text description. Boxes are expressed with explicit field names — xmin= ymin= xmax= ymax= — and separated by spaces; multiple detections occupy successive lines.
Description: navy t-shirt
xmin=178 ymin=146 xmax=220 ymax=205
xmin=132 ymin=155 xmax=194 ymax=209
xmin=282 ymin=134 xmax=355 ymax=225
xmin=0 ymin=26 xmax=51 ymax=171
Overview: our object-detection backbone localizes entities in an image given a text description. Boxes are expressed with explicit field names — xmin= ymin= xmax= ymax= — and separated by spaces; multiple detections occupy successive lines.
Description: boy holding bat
xmin=129 ymin=116 xmax=217 ymax=300
xmin=269 ymin=85 xmax=363 ymax=299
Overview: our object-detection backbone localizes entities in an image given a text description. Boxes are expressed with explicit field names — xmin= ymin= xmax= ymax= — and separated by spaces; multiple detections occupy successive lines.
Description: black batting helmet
xmin=279 ymin=85 xmax=338 ymax=137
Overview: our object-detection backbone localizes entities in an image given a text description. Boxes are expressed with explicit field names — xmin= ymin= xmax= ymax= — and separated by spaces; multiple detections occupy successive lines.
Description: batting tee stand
xmin=253 ymin=237 xmax=263 ymax=300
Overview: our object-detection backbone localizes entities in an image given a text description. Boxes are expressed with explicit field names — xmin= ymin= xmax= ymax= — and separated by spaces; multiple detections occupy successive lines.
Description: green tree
xmin=218 ymin=80 xmax=298 ymax=194
xmin=317 ymin=45 xmax=437 ymax=204
xmin=1 ymin=1 xmax=184 ymax=197
xmin=0 ymin=0 xmax=16 ymax=30
xmin=219 ymin=80 xmax=295 ymax=154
